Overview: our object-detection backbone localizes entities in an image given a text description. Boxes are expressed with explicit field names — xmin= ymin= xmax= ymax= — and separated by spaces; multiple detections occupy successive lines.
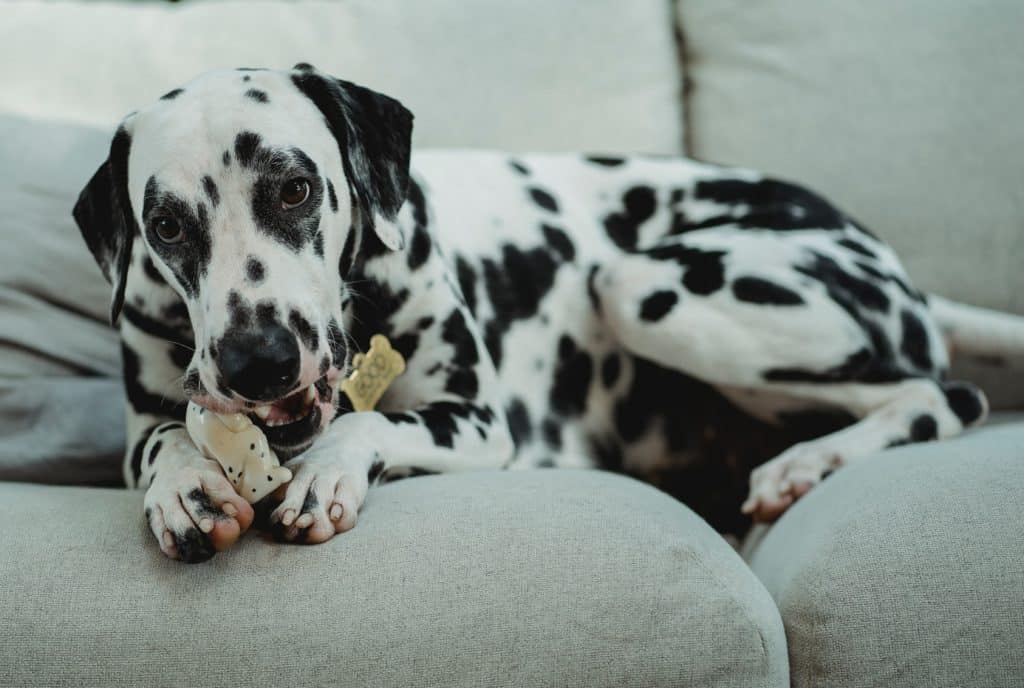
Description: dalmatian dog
xmin=73 ymin=64 xmax=1023 ymax=563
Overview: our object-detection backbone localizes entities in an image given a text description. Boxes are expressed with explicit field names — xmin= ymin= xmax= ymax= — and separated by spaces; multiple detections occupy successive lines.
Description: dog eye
xmin=281 ymin=178 xmax=310 ymax=209
xmin=153 ymin=217 xmax=184 ymax=244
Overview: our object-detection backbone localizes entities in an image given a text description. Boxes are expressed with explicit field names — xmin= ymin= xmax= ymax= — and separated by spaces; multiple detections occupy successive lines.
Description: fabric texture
xmin=0 ymin=0 xmax=684 ymax=155
xmin=0 ymin=469 xmax=788 ymax=687
xmin=0 ymin=114 xmax=123 ymax=484
xmin=677 ymin=0 xmax=1024 ymax=408
xmin=745 ymin=423 xmax=1024 ymax=688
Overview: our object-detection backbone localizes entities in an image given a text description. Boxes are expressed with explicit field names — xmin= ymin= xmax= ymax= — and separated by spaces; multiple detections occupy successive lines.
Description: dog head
xmin=73 ymin=64 xmax=413 ymax=455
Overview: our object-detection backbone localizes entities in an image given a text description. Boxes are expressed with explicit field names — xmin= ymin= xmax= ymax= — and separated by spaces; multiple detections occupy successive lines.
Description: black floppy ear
xmin=291 ymin=63 xmax=414 ymax=251
xmin=72 ymin=124 xmax=137 ymax=325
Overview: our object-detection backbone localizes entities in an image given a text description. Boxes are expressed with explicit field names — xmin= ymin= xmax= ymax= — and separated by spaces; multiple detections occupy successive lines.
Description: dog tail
xmin=929 ymin=295 xmax=1024 ymax=368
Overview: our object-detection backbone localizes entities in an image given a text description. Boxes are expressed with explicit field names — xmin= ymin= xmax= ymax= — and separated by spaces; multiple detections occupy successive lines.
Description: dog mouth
xmin=246 ymin=384 xmax=326 ymax=452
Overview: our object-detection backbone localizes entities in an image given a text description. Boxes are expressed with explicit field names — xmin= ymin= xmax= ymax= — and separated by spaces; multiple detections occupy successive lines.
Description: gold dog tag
xmin=340 ymin=334 xmax=406 ymax=411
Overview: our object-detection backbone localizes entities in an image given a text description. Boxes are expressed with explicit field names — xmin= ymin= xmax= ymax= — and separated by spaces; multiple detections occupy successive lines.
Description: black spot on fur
xmin=407 ymin=225 xmax=432 ymax=270
xmin=647 ymin=243 xmax=727 ymax=296
xmin=639 ymin=290 xmax=678 ymax=322
xmin=226 ymin=290 xmax=252 ymax=329
xmin=289 ymin=309 xmax=319 ymax=352
xmin=313 ymin=231 xmax=324 ymax=257
xmin=601 ymin=353 xmax=621 ymax=388
xmin=326 ymin=179 xmax=339 ymax=212
xmin=541 ymin=224 xmax=575 ymax=262
xmin=391 ymin=332 xmax=420 ymax=367
xmin=506 ymin=398 xmax=532 ymax=448
xmin=160 ymin=88 xmax=183 ymax=101
xmin=141 ymin=256 xmax=165 ymax=284
xmin=481 ymin=245 xmax=559 ymax=368
xmin=345 ymin=280 xmax=411 ymax=358
xmin=586 ymin=264 xmax=602 ymax=314
xmin=445 ymin=368 xmax=479 ymax=399
xmin=255 ymin=301 xmax=277 ymax=327
xmin=910 ymin=414 xmax=938 ymax=442
xmin=549 ymin=335 xmax=593 ymax=416
xmin=121 ymin=344 xmax=186 ymax=421
xmin=129 ymin=426 xmax=157 ymax=485
xmin=222 ymin=151 xmax=231 ymax=167
xmin=441 ymin=310 xmax=480 ymax=398
xmin=416 ymin=316 xmax=435 ymax=330
xmin=528 ymin=187 xmax=559 ymax=213
xmin=694 ymin=179 xmax=846 ymax=230
xmin=604 ymin=186 xmax=656 ymax=250
xmin=900 ymin=309 xmax=932 ymax=370
xmin=541 ymin=418 xmax=562 ymax=449
xmin=338 ymin=230 xmax=357 ymax=278
xmin=234 ymin=131 xmax=262 ymax=168
xmin=508 ymin=159 xmax=530 ymax=175
xmin=732 ymin=277 xmax=804 ymax=306
xmin=202 ymin=175 xmax=219 ymax=206
xmin=455 ymin=255 xmax=478 ymax=317
xmin=245 ymin=89 xmax=269 ymax=103
xmin=837 ymin=237 xmax=877 ymax=258
xmin=942 ymin=381 xmax=985 ymax=427
xmin=415 ymin=401 xmax=495 ymax=449
xmin=795 ymin=251 xmax=890 ymax=313
xmin=585 ymin=155 xmax=625 ymax=167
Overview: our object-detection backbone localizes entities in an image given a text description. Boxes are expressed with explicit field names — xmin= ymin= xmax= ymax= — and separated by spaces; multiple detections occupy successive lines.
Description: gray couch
xmin=1 ymin=1 xmax=1022 ymax=686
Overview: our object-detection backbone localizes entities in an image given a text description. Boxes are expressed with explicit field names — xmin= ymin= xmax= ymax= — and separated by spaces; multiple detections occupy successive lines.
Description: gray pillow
xmin=0 ymin=114 xmax=123 ymax=484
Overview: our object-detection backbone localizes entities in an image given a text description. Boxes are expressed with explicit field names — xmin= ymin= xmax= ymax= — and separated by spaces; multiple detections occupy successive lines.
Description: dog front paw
xmin=257 ymin=455 xmax=371 ymax=544
xmin=144 ymin=457 xmax=254 ymax=563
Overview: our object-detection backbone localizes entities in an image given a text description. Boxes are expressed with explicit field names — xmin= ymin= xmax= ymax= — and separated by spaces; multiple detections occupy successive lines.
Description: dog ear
xmin=291 ymin=63 xmax=413 ymax=252
xmin=73 ymin=123 xmax=138 ymax=325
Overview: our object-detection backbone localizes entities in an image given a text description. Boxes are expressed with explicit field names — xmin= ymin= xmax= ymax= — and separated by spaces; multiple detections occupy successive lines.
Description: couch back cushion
xmin=678 ymin=0 xmax=1024 ymax=407
xmin=0 ymin=0 xmax=684 ymax=154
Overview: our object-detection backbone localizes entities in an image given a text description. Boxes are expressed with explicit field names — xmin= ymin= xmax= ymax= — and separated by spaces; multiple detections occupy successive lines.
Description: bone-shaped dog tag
xmin=340 ymin=334 xmax=407 ymax=411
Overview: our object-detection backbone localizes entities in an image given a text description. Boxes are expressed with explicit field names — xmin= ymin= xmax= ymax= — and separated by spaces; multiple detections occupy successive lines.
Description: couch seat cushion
xmin=0 ymin=469 xmax=787 ymax=687
xmin=746 ymin=422 xmax=1024 ymax=687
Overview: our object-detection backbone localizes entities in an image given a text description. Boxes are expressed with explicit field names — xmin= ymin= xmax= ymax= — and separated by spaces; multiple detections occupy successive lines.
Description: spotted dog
xmin=73 ymin=65 xmax=1024 ymax=562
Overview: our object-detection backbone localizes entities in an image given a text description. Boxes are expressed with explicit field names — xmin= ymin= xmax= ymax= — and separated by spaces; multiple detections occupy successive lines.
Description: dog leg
xmin=594 ymin=233 xmax=986 ymax=521
xmin=740 ymin=378 xmax=986 ymax=520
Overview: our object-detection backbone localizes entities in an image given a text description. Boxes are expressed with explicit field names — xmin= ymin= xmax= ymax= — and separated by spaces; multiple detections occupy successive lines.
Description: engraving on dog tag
xmin=340 ymin=334 xmax=407 ymax=412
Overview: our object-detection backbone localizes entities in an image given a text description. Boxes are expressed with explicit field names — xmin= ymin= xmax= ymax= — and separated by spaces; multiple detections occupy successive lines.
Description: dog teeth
xmin=305 ymin=386 xmax=316 ymax=404
xmin=254 ymin=405 xmax=272 ymax=420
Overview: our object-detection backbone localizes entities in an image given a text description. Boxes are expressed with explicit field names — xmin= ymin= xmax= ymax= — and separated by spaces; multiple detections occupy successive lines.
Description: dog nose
xmin=217 ymin=324 xmax=300 ymax=401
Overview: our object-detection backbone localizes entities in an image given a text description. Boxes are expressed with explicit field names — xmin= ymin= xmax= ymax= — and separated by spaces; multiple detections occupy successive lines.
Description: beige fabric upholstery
xmin=746 ymin=423 xmax=1024 ymax=687
xmin=0 ymin=0 xmax=684 ymax=154
xmin=677 ymin=0 xmax=1024 ymax=408
xmin=0 ymin=470 xmax=788 ymax=687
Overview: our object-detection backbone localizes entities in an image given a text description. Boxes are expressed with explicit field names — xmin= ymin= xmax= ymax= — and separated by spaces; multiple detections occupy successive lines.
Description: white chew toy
xmin=184 ymin=334 xmax=406 ymax=504
xmin=185 ymin=403 xmax=292 ymax=503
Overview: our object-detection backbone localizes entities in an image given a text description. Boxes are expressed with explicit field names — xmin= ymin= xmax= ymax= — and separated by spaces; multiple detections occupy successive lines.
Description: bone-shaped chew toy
xmin=185 ymin=403 xmax=292 ymax=503
xmin=185 ymin=334 xmax=406 ymax=503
